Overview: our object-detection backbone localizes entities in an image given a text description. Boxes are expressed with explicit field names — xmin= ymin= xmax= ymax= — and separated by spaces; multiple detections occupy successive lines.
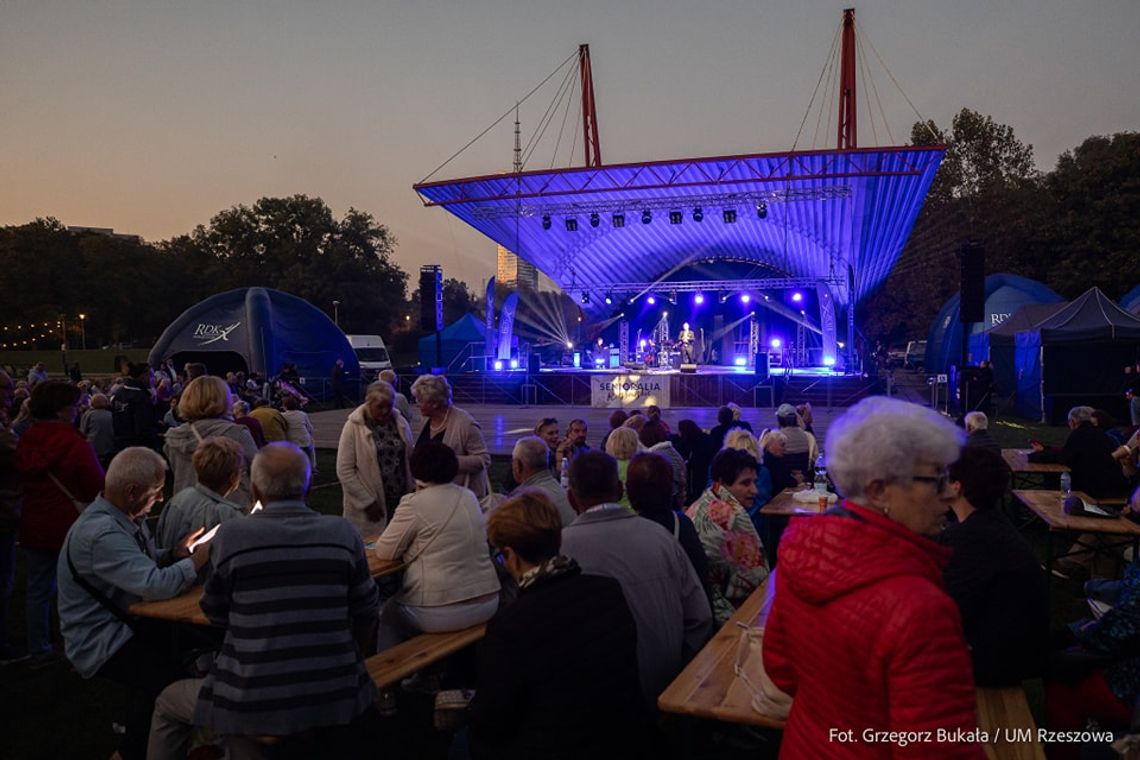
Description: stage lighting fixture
xmin=565 ymin=217 xmax=578 ymax=232
xmin=493 ymin=360 xmax=504 ymax=371
xmin=791 ymin=292 xmax=803 ymax=303
xmin=837 ymin=341 xmax=845 ymax=349
xmin=693 ymin=207 xmax=704 ymax=222
xmin=669 ymin=211 xmax=683 ymax=225
xmin=604 ymin=292 xmax=613 ymax=305
xmin=639 ymin=339 xmax=647 ymax=349
xmin=612 ymin=213 xmax=625 ymax=228
xmin=580 ymin=291 xmax=590 ymax=304
xmin=741 ymin=293 xmax=751 ymax=304
xmin=647 ymin=295 xmax=656 ymax=305
xmin=723 ymin=208 xmax=737 ymax=224
xmin=770 ymin=338 xmax=782 ymax=348
xmin=756 ymin=202 xmax=768 ymax=219
xmin=694 ymin=293 xmax=705 ymax=305
xmin=542 ymin=215 xmax=551 ymax=230
xmin=823 ymin=356 xmax=836 ymax=367
xmin=509 ymin=358 xmax=519 ymax=369
xmin=734 ymin=357 xmax=747 ymax=367
xmin=566 ymin=341 xmax=574 ymax=349
xmin=662 ymin=311 xmax=669 ymax=318
xmin=590 ymin=212 xmax=600 ymax=228
xmin=641 ymin=209 xmax=652 ymax=224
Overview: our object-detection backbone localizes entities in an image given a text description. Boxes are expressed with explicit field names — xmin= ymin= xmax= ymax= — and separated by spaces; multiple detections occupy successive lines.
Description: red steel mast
xmin=579 ymin=44 xmax=602 ymax=167
xmin=837 ymin=8 xmax=857 ymax=150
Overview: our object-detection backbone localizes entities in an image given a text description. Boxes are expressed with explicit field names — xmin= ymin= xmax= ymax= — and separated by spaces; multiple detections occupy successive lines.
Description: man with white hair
xmin=1030 ymin=405 xmax=1129 ymax=499
xmin=148 ymin=442 xmax=381 ymax=758
xmin=378 ymin=369 xmax=410 ymax=421
xmin=510 ymin=436 xmax=577 ymax=526
xmin=963 ymin=411 xmax=1002 ymax=455
xmin=57 ymin=447 xmax=211 ymax=760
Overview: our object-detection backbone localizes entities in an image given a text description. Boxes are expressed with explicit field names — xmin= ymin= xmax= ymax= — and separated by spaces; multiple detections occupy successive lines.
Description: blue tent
xmin=148 ymin=287 xmax=358 ymax=396
xmin=1121 ymin=284 xmax=1140 ymax=315
xmin=925 ymin=274 xmax=1063 ymax=374
xmin=418 ymin=313 xmax=487 ymax=370
xmin=1013 ymin=287 xmax=1140 ymax=421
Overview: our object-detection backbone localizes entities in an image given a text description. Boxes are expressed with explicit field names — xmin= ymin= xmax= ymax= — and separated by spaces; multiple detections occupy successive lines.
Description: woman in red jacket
xmin=16 ymin=381 xmax=103 ymax=660
xmin=763 ymin=397 xmax=983 ymax=759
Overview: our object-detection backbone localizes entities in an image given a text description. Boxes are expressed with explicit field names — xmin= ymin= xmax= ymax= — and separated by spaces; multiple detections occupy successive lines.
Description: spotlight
xmin=509 ymin=358 xmax=519 ymax=369
xmin=741 ymin=293 xmax=751 ymax=304
xmin=694 ymin=293 xmax=705 ymax=305
xmin=542 ymin=215 xmax=551 ymax=230
xmin=647 ymin=295 xmax=656 ymax=305
xmin=823 ymin=356 xmax=836 ymax=367
xmin=723 ymin=208 xmax=737 ymax=224
xmin=756 ymin=202 xmax=768 ymax=219
xmin=589 ymin=212 xmax=600 ymax=228
xmin=693 ymin=207 xmax=703 ymax=222
xmin=641 ymin=209 xmax=652 ymax=224
xmin=566 ymin=341 xmax=574 ymax=349
xmin=770 ymin=338 xmax=782 ymax=349
xmin=580 ymin=291 xmax=590 ymax=304
xmin=639 ymin=339 xmax=647 ymax=349
xmin=734 ymin=357 xmax=748 ymax=367
xmin=662 ymin=311 xmax=669 ymax=318
xmin=791 ymin=292 xmax=803 ymax=303
xmin=565 ymin=217 xmax=578 ymax=232
xmin=604 ymin=292 xmax=613 ymax=305
xmin=612 ymin=213 xmax=625 ymax=228
xmin=493 ymin=360 xmax=504 ymax=371
xmin=669 ymin=210 xmax=683 ymax=225
xmin=837 ymin=341 xmax=846 ymax=349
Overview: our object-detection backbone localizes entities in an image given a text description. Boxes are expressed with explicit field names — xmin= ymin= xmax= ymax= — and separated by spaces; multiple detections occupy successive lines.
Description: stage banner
xmin=590 ymin=373 xmax=670 ymax=408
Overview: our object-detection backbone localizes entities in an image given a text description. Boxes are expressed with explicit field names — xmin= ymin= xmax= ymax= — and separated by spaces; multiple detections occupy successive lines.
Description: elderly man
xmin=554 ymin=418 xmax=589 ymax=472
xmin=148 ymin=442 xmax=381 ymax=759
xmin=510 ymin=436 xmax=577 ymax=526
xmin=57 ymin=447 xmax=211 ymax=760
xmin=378 ymin=369 xmax=411 ymax=420
xmin=963 ymin=411 xmax=1002 ymax=455
xmin=560 ymin=451 xmax=712 ymax=707
xmin=1030 ymin=405 xmax=1129 ymax=499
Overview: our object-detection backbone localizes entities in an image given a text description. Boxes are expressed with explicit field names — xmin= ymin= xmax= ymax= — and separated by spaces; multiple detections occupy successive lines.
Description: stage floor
xmin=535 ymin=365 xmax=845 ymax=378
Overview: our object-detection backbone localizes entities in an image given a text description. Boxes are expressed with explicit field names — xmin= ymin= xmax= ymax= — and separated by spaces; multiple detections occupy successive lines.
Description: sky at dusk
xmin=2 ymin=0 xmax=1138 ymax=292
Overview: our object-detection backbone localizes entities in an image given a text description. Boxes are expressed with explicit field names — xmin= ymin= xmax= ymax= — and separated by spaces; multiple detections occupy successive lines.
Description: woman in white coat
xmin=335 ymin=381 xmax=413 ymax=537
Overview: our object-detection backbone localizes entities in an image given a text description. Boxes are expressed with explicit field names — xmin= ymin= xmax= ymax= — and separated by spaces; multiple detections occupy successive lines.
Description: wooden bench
xmin=975 ymin=687 xmax=1045 ymax=760
xmin=365 ymin=623 xmax=487 ymax=689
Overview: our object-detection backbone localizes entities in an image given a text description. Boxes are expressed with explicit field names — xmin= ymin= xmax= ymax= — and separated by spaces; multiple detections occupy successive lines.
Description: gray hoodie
xmin=163 ymin=418 xmax=258 ymax=508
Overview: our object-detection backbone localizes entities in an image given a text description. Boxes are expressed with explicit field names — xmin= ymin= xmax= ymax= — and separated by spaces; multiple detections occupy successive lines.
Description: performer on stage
xmin=679 ymin=322 xmax=696 ymax=364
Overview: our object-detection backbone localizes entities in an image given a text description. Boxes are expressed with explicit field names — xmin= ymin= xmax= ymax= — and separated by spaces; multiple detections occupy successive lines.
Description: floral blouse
xmin=685 ymin=483 xmax=769 ymax=626
xmin=371 ymin=419 xmax=408 ymax=516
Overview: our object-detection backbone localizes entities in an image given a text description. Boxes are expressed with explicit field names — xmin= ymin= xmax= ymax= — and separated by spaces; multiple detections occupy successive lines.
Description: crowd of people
xmin=6 ymin=357 xmax=1140 ymax=758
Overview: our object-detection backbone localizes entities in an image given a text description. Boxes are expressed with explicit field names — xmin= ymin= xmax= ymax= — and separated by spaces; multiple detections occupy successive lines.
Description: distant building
xmin=67 ymin=226 xmax=142 ymax=244
xmin=496 ymin=246 xmax=538 ymax=290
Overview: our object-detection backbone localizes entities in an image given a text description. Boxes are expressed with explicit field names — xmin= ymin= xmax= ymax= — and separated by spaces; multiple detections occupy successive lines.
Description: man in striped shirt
xmin=148 ymin=443 xmax=381 ymax=759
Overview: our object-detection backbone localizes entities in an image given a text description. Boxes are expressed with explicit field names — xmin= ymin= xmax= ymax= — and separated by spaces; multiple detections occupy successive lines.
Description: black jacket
xmin=1029 ymin=422 xmax=1129 ymax=498
xmin=965 ymin=429 xmax=1003 ymax=455
xmin=110 ymin=380 xmax=160 ymax=452
xmin=941 ymin=508 xmax=1049 ymax=687
xmin=469 ymin=568 xmax=644 ymax=759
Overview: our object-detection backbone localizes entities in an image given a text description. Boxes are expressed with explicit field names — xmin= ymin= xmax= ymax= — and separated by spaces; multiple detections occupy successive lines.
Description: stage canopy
xmin=415 ymin=146 xmax=944 ymax=363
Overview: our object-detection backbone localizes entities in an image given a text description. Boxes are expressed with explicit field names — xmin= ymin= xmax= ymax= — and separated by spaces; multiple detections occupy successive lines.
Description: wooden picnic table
xmin=759 ymin=488 xmax=836 ymax=517
xmin=1001 ymin=449 xmax=1070 ymax=475
xmin=1013 ymin=489 xmax=1137 ymax=582
xmin=129 ymin=555 xmax=404 ymax=625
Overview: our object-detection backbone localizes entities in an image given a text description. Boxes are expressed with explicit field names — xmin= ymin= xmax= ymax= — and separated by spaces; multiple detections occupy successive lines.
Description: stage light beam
xmin=694 ymin=293 xmax=705 ymax=305
xmin=741 ymin=293 xmax=751 ymax=304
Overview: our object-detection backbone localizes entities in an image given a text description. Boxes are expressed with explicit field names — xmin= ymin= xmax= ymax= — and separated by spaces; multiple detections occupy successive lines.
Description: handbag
xmin=732 ymin=623 xmax=793 ymax=720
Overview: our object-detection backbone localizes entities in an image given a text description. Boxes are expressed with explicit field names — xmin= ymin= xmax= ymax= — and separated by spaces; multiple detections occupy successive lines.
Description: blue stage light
xmin=612 ymin=213 xmax=625 ymax=228
xmin=590 ymin=212 xmax=600 ymax=228
xmin=694 ymin=293 xmax=705 ymax=305
xmin=823 ymin=356 xmax=836 ymax=367
xmin=734 ymin=356 xmax=747 ymax=367
xmin=542 ymin=215 xmax=551 ymax=230
xmin=723 ymin=209 xmax=737 ymax=224
xmin=770 ymin=338 xmax=782 ymax=348
xmin=647 ymin=295 xmax=656 ymax=305
xmin=565 ymin=218 xmax=578 ymax=232
xmin=792 ymin=292 xmax=803 ymax=303
xmin=641 ymin=209 xmax=652 ymax=224
xmin=509 ymin=358 xmax=519 ymax=369
xmin=693 ymin=207 xmax=703 ymax=222
xmin=741 ymin=293 xmax=751 ymax=304
xmin=757 ymin=202 xmax=768 ymax=219
xmin=493 ymin=360 xmax=504 ymax=371
xmin=669 ymin=211 xmax=682 ymax=225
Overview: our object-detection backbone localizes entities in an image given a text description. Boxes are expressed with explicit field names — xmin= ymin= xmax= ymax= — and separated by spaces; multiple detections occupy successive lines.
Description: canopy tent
xmin=1013 ymin=287 xmax=1140 ymax=422
xmin=925 ymin=274 xmax=1063 ymax=374
xmin=148 ymin=287 xmax=358 ymax=397
xmin=418 ymin=313 xmax=488 ymax=371
xmin=970 ymin=301 xmax=1068 ymax=397
xmin=416 ymin=146 xmax=944 ymax=367
xmin=1121 ymin=284 xmax=1140 ymax=315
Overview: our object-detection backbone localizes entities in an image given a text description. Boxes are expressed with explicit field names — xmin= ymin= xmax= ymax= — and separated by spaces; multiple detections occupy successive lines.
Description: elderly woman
xmin=409 ymin=375 xmax=491 ymax=500
xmin=156 ymin=437 xmax=247 ymax=551
xmin=604 ymin=426 xmax=640 ymax=509
xmin=721 ymin=428 xmax=775 ymax=537
xmin=16 ymin=381 xmax=104 ymax=660
xmin=374 ymin=442 xmax=500 ymax=651
xmin=229 ymin=400 xmax=266 ymax=448
xmin=759 ymin=428 xmax=800 ymax=492
xmin=164 ymin=376 xmax=258 ymax=508
xmin=469 ymin=489 xmax=641 ymax=758
xmin=763 ymin=397 xmax=980 ymax=756
xmin=336 ymin=380 xmax=413 ymax=537
xmin=638 ymin=419 xmax=686 ymax=507
xmin=685 ymin=447 xmax=769 ymax=625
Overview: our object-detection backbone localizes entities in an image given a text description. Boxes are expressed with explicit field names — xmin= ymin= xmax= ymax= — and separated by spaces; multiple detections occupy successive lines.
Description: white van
xmin=346 ymin=334 xmax=393 ymax=374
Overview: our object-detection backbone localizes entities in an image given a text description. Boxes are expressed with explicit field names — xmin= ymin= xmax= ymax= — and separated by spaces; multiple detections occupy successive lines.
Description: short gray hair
xmin=512 ymin=436 xmax=550 ymax=471
xmin=251 ymin=442 xmax=311 ymax=501
xmin=365 ymin=380 xmax=396 ymax=406
xmin=411 ymin=374 xmax=452 ymax=407
xmin=106 ymin=447 xmax=167 ymax=491
xmin=826 ymin=397 xmax=963 ymax=502
xmin=378 ymin=369 xmax=397 ymax=385
xmin=1068 ymin=406 xmax=1094 ymax=425
xmin=605 ymin=427 xmax=641 ymax=460
xmin=964 ymin=411 xmax=988 ymax=432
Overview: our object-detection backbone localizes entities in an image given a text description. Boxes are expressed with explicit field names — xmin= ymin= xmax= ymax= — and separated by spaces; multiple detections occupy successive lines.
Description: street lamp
xmin=332 ymin=300 xmax=341 ymax=326
xmin=78 ymin=314 xmax=86 ymax=351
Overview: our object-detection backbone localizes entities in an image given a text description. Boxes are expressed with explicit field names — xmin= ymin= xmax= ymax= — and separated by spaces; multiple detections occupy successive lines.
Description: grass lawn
xmin=0 ymin=419 xmax=1111 ymax=758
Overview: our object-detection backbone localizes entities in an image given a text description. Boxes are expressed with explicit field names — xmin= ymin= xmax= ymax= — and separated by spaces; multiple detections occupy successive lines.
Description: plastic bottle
xmin=1060 ymin=471 xmax=1071 ymax=496
xmin=814 ymin=453 xmax=828 ymax=494
xmin=560 ymin=456 xmax=570 ymax=489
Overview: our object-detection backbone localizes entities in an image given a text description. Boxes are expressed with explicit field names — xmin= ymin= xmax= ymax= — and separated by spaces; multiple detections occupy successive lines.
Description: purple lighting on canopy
xmin=791 ymin=292 xmax=803 ymax=303
xmin=770 ymin=337 xmax=782 ymax=348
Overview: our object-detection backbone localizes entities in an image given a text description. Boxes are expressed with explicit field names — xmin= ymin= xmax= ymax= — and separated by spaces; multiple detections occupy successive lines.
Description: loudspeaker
xmin=755 ymin=352 xmax=770 ymax=382
xmin=959 ymin=242 xmax=986 ymax=324
xmin=625 ymin=361 xmax=646 ymax=371
xmin=419 ymin=266 xmax=443 ymax=331
xmin=680 ymin=363 xmax=697 ymax=374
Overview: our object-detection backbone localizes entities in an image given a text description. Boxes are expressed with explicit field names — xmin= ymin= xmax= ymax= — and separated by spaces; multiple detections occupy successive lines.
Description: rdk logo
xmin=193 ymin=322 xmax=241 ymax=345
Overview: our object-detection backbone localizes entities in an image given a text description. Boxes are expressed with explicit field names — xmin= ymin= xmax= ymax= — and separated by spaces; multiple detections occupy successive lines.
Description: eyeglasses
xmin=912 ymin=473 xmax=949 ymax=493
